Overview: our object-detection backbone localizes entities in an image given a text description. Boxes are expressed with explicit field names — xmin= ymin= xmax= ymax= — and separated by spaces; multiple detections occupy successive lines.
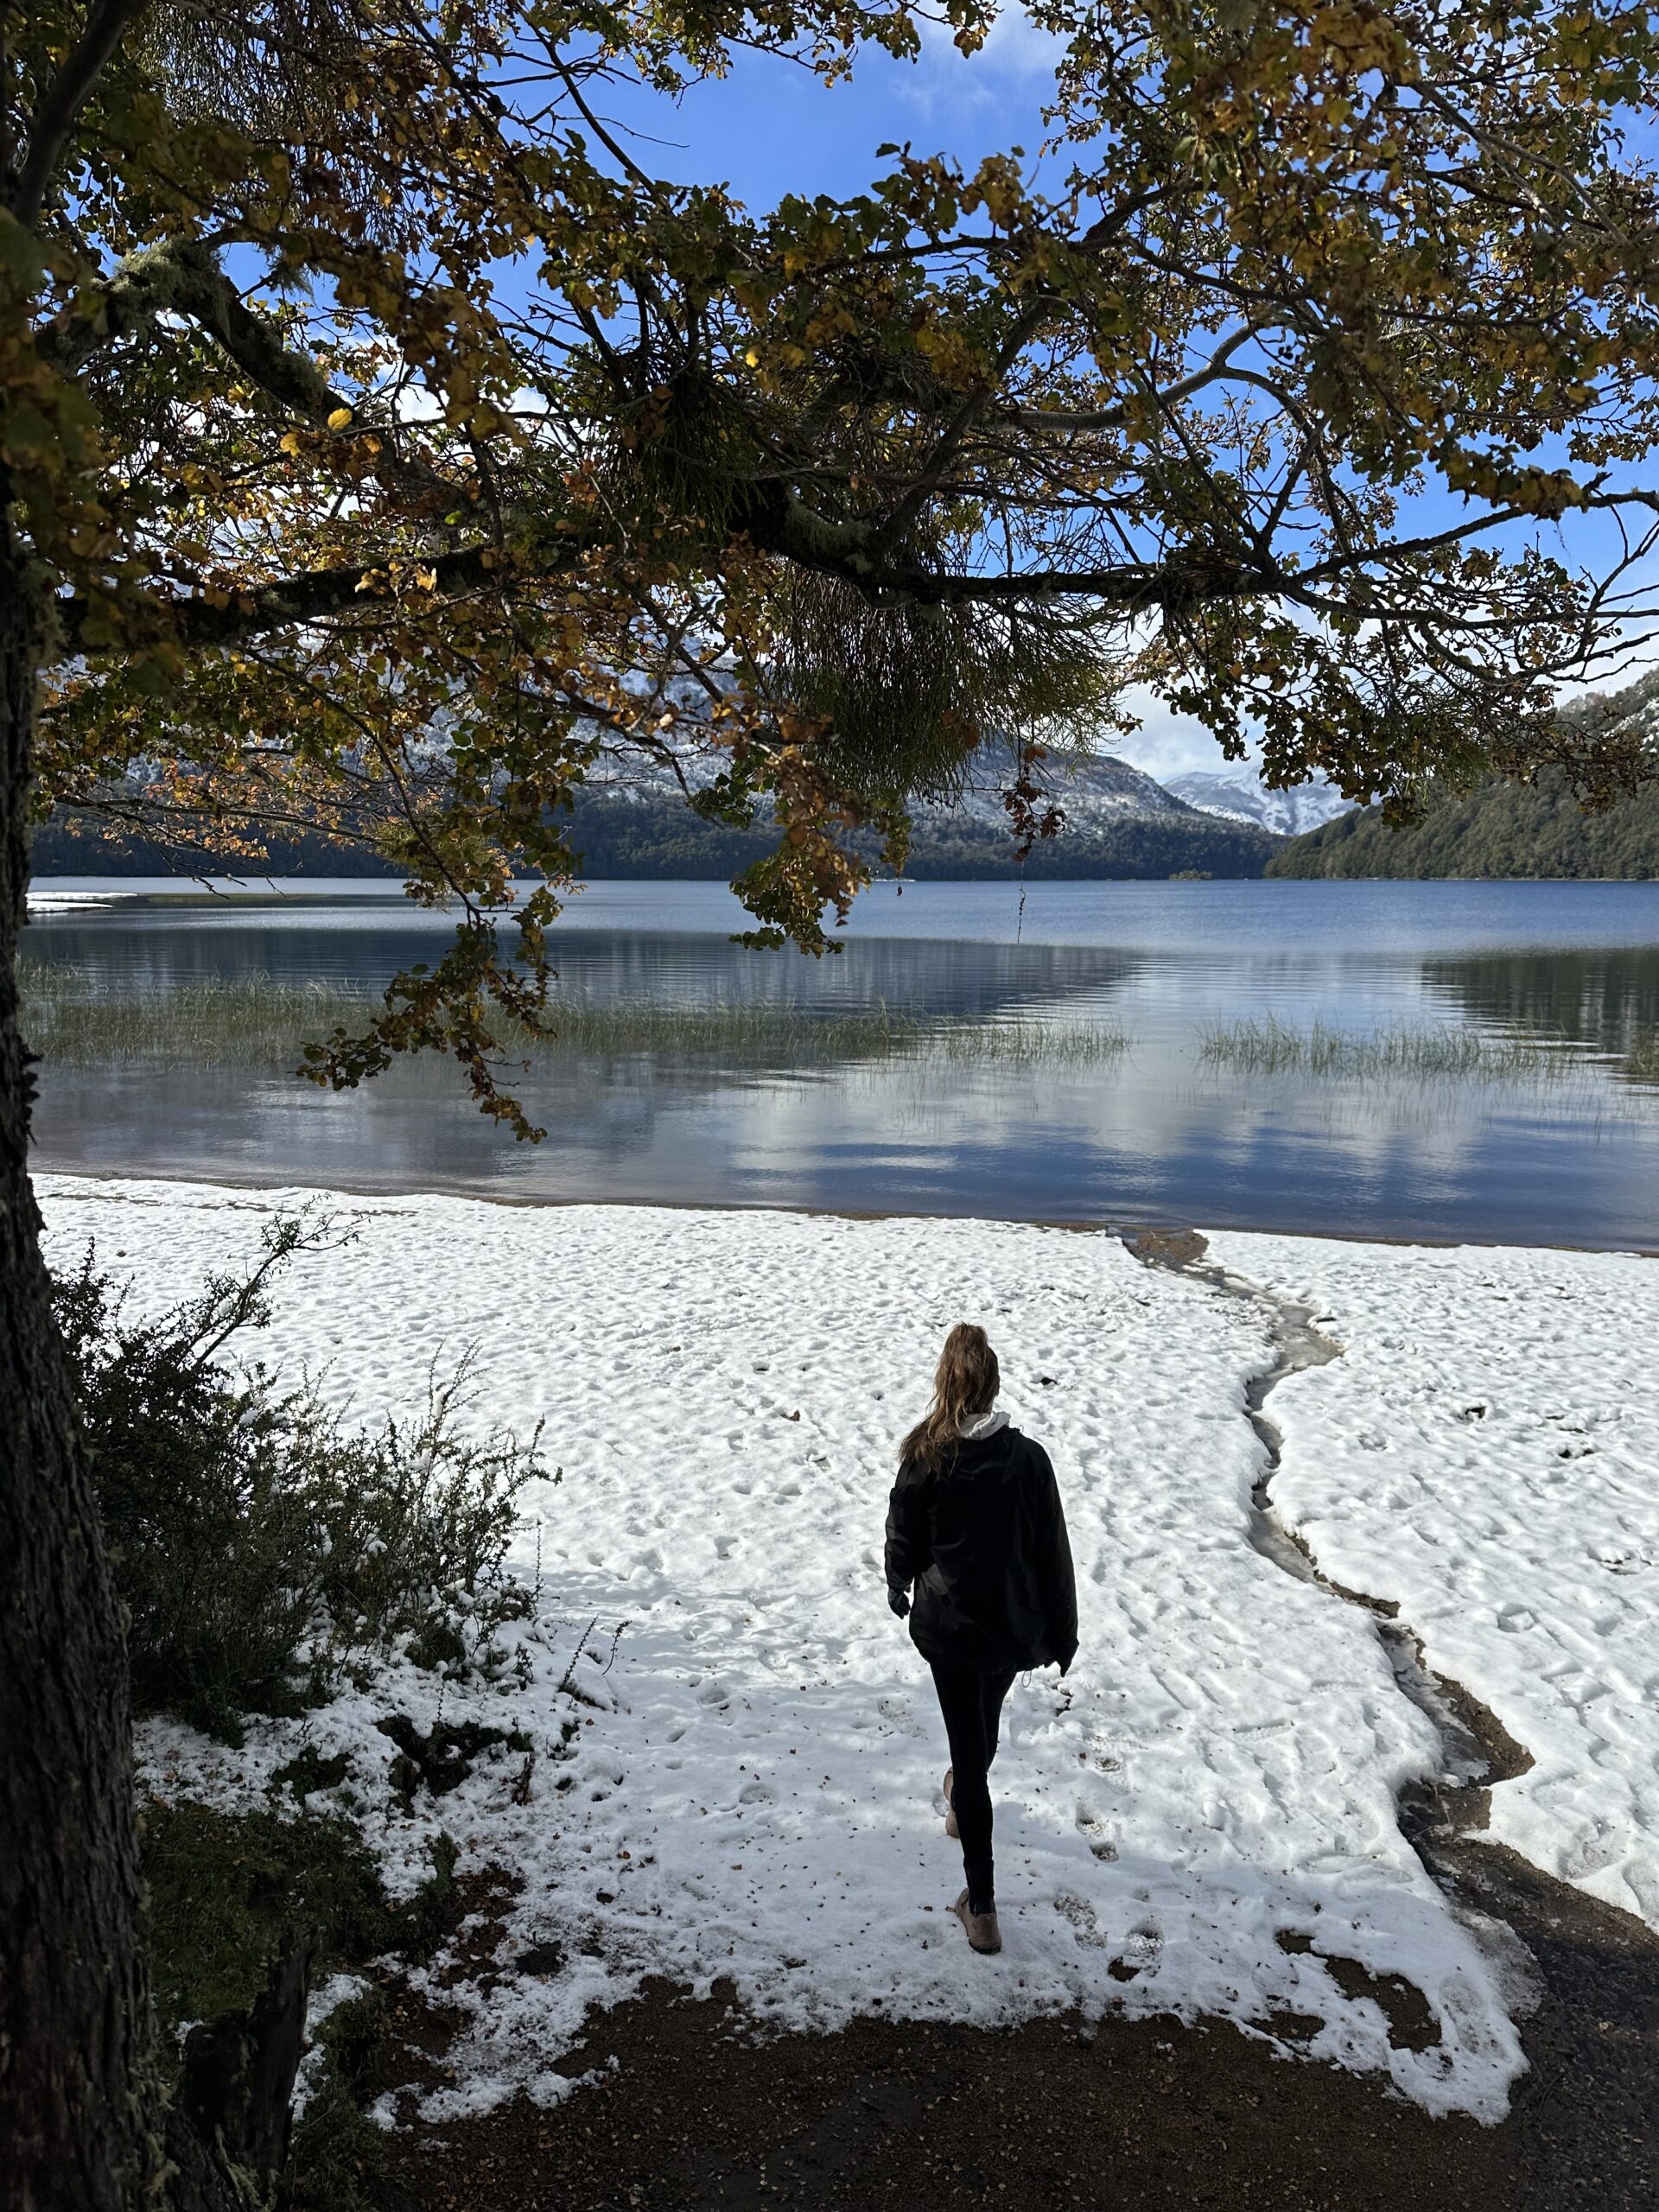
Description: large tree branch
xmin=59 ymin=514 xmax=1255 ymax=661
xmin=61 ymin=540 xmax=526 ymax=654
xmin=41 ymin=237 xmax=336 ymax=399
xmin=63 ymin=421 xmax=1629 ymax=662
xmin=10 ymin=0 xmax=149 ymax=226
xmin=41 ymin=237 xmax=447 ymax=504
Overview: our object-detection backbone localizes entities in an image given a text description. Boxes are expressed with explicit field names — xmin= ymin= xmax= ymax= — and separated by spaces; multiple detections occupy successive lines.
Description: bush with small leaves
xmin=55 ymin=1213 xmax=551 ymax=1740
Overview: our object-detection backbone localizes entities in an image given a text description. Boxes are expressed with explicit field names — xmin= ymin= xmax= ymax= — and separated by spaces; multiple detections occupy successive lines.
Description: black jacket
xmin=885 ymin=1424 xmax=1078 ymax=1675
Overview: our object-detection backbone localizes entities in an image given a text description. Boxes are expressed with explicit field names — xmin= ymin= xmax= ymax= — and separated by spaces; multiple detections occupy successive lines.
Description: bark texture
xmin=0 ymin=527 xmax=156 ymax=2211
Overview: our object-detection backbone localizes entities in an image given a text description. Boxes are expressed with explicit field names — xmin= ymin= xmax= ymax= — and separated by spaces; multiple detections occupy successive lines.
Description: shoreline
xmin=31 ymin=1161 xmax=1659 ymax=1260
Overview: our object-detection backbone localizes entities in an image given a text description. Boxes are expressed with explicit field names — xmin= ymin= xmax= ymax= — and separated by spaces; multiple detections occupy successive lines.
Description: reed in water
xmin=22 ymin=969 xmax=1126 ymax=1071
xmin=1198 ymin=1015 xmax=1575 ymax=1083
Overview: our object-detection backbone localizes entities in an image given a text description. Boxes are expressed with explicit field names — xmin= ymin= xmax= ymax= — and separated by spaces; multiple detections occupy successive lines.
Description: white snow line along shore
xmin=36 ymin=1177 xmax=1560 ymax=2123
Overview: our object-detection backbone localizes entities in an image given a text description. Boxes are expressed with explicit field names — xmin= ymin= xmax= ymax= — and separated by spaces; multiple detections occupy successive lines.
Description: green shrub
xmin=283 ymin=1989 xmax=394 ymax=2212
xmin=54 ymin=1215 xmax=550 ymax=1740
xmin=141 ymin=1801 xmax=457 ymax=2210
xmin=142 ymin=1799 xmax=454 ymax=2031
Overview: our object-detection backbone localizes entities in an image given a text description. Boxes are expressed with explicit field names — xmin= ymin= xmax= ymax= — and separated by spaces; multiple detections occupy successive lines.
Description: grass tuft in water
xmin=1624 ymin=1029 xmax=1659 ymax=1084
xmin=1198 ymin=1015 xmax=1574 ymax=1083
xmin=21 ymin=969 xmax=1125 ymax=1071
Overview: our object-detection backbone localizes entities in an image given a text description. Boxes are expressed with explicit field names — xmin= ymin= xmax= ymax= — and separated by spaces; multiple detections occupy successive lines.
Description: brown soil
xmin=373 ymin=1980 xmax=1516 ymax=2212
xmin=362 ymin=1877 xmax=1659 ymax=2212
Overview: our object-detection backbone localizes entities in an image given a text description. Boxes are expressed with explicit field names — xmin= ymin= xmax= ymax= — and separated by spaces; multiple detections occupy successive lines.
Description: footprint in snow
xmin=1055 ymin=1893 xmax=1111 ymax=1948
xmin=1075 ymin=1805 xmax=1118 ymax=1860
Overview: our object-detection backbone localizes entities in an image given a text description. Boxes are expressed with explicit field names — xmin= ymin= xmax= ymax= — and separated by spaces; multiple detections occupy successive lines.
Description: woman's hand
xmin=887 ymin=1586 xmax=912 ymax=1619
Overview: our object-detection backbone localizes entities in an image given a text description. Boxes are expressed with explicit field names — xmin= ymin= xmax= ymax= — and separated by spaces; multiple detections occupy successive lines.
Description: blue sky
xmin=602 ymin=18 xmax=1061 ymax=207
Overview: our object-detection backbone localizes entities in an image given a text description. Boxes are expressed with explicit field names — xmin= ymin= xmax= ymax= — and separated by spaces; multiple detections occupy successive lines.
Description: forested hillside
xmin=1268 ymin=765 xmax=1659 ymax=880
xmin=570 ymin=791 xmax=1280 ymax=880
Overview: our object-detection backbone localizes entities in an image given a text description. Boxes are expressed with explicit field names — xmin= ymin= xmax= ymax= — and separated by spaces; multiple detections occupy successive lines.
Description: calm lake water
xmin=24 ymin=876 xmax=1659 ymax=1247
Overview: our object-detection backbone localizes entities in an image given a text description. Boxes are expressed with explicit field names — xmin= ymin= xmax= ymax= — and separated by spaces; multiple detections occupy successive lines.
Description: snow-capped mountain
xmin=572 ymin=745 xmax=1285 ymax=878
xmin=917 ymin=749 xmax=1203 ymax=832
xmin=1165 ymin=769 xmax=1354 ymax=838
xmin=34 ymin=746 xmax=1291 ymax=880
xmin=591 ymin=745 xmax=1199 ymax=824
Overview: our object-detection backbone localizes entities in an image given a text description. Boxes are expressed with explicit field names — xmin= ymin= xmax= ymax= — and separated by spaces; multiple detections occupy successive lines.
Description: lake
xmin=23 ymin=876 xmax=1659 ymax=1248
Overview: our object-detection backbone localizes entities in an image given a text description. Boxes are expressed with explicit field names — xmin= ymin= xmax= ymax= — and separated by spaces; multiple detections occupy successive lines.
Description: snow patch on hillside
xmin=1167 ymin=771 xmax=1353 ymax=837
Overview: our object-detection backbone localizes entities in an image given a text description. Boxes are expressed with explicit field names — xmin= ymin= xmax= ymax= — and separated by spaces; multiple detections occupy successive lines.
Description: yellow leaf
xmin=327 ymin=406 xmax=353 ymax=430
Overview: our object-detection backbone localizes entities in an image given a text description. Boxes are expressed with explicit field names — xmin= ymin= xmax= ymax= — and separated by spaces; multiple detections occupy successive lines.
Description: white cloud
xmin=899 ymin=4 xmax=1065 ymax=118
xmin=1104 ymin=686 xmax=1245 ymax=783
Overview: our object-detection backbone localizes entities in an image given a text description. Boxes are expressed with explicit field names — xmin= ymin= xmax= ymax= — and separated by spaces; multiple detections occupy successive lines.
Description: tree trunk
xmin=0 ymin=525 xmax=158 ymax=2210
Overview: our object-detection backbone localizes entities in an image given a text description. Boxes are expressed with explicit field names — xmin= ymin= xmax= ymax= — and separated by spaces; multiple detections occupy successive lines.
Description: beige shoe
xmin=951 ymin=1889 xmax=1001 ymax=1955
xmin=943 ymin=1767 xmax=959 ymax=1840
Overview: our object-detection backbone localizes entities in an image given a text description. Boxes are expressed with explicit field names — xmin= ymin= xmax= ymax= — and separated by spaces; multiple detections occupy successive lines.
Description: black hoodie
xmin=885 ymin=1423 xmax=1078 ymax=1675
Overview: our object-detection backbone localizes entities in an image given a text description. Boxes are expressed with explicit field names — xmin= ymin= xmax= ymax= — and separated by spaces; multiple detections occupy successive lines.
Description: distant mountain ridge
xmin=570 ymin=748 xmax=1282 ymax=879
xmin=1165 ymin=769 xmax=1354 ymax=838
xmin=34 ymin=749 xmax=1287 ymax=880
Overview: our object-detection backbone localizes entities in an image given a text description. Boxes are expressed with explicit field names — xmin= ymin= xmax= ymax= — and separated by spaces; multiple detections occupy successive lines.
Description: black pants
xmin=929 ymin=1659 xmax=1017 ymax=1914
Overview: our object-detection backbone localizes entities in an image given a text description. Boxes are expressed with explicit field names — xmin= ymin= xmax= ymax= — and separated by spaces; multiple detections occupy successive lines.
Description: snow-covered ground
xmin=41 ymin=1180 xmax=1659 ymax=2126
xmin=1207 ymin=1231 xmax=1659 ymax=1929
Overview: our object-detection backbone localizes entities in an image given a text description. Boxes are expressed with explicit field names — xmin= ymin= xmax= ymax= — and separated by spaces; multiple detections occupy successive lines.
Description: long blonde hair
xmin=899 ymin=1323 xmax=1001 ymax=1468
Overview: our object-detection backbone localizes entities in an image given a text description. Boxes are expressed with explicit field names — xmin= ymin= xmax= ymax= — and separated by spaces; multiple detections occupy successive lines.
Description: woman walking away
xmin=885 ymin=1324 xmax=1077 ymax=1957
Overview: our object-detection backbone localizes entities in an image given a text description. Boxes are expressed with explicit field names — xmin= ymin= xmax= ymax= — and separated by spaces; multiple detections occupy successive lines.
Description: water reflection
xmin=1424 ymin=949 xmax=1659 ymax=1060
xmin=23 ymin=880 xmax=1659 ymax=1248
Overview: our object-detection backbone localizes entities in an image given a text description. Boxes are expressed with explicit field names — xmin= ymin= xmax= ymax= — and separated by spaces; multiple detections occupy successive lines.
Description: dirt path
xmin=379 ymin=1982 xmax=1517 ymax=2212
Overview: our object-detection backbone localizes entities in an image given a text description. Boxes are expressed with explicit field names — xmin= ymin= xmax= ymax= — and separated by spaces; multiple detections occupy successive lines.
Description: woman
xmin=885 ymin=1322 xmax=1077 ymax=1956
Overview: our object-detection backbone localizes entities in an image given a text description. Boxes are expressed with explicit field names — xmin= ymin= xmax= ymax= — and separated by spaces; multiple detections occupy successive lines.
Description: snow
xmin=1205 ymin=1230 xmax=1659 ymax=1930
xmin=36 ymin=1177 xmax=1545 ymax=2123
xmin=1165 ymin=770 xmax=1353 ymax=837
xmin=582 ymin=743 xmax=1192 ymax=828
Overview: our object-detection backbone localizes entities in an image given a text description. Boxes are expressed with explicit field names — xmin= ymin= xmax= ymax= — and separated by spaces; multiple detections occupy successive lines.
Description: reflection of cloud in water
xmin=27 ymin=888 xmax=1659 ymax=1248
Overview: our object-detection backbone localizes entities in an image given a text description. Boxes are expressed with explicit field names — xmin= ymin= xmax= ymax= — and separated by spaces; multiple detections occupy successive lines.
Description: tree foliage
xmin=10 ymin=0 xmax=1659 ymax=1125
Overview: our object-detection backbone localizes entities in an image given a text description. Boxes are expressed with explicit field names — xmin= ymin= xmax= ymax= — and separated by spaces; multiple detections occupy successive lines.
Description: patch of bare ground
xmin=1407 ymin=1796 xmax=1659 ymax=2212
xmin=351 ymin=1802 xmax=1659 ymax=2211
xmin=370 ymin=1980 xmax=1515 ymax=2212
